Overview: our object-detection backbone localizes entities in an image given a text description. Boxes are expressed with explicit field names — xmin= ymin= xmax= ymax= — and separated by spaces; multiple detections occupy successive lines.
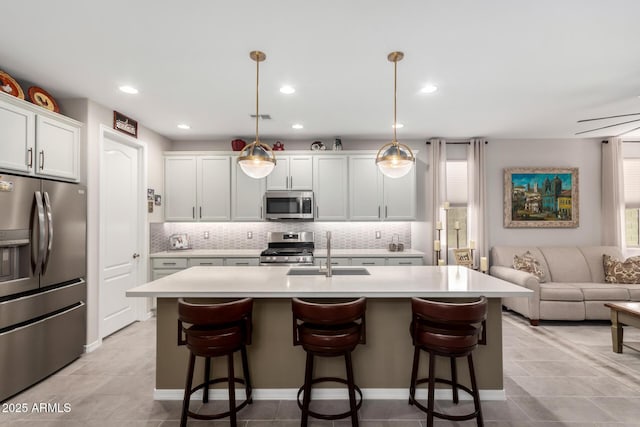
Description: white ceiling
xmin=2 ymin=1 xmax=640 ymax=141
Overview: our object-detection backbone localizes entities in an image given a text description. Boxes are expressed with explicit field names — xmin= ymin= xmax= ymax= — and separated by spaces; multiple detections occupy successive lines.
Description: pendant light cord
xmin=255 ymin=56 xmax=260 ymax=145
xmin=393 ymin=57 xmax=398 ymax=144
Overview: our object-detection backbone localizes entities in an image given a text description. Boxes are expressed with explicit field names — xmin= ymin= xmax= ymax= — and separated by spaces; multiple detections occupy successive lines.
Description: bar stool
xmin=408 ymin=296 xmax=488 ymax=427
xmin=292 ymin=297 xmax=367 ymax=427
xmin=177 ymin=298 xmax=253 ymax=427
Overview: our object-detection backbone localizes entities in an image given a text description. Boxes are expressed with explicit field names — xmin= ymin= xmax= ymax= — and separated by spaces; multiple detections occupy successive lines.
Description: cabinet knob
xmin=132 ymin=253 xmax=140 ymax=259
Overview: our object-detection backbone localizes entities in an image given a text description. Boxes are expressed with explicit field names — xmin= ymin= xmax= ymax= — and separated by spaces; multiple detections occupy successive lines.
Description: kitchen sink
xmin=287 ymin=267 xmax=370 ymax=276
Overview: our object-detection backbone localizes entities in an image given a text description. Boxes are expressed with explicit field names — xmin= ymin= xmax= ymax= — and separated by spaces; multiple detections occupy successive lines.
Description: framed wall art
xmin=114 ymin=111 xmax=138 ymax=138
xmin=504 ymin=167 xmax=579 ymax=228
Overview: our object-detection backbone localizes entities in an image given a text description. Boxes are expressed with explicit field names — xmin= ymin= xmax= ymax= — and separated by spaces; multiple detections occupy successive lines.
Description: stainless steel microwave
xmin=264 ymin=191 xmax=314 ymax=220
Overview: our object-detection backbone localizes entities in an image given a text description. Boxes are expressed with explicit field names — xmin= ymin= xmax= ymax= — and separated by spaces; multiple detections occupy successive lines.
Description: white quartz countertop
xmin=150 ymin=249 xmax=425 ymax=258
xmin=315 ymin=249 xmax=425 ymax=257
xmin=150 ymin=249 xmax=261 ymax=258
xmin=127 ymin=265 xmax=532 ymax=298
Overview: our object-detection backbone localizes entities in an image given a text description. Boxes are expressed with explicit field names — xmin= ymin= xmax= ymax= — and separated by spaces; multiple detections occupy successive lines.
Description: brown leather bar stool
xmin=292 ymin=297 xmax=367 ymax=427
xmin=177 ymin=298 xmax=253 ymax=427
xmin=408 ymin=296 xmax=488 ymax=427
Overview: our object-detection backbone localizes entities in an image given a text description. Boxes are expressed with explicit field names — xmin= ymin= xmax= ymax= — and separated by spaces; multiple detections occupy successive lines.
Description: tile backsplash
xmin=150 ymin=222 xmax=411 ymax=253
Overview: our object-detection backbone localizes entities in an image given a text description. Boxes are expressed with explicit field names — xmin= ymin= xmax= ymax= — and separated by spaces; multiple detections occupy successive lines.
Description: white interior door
xmin=100 ymin=131 xmax=144 ymax=338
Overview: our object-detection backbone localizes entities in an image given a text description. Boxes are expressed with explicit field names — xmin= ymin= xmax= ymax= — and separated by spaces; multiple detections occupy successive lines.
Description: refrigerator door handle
xmin=42 ymin=192 xmax=53 ymax=273
xmin=33 ymin=191 xmax=46 ymax=276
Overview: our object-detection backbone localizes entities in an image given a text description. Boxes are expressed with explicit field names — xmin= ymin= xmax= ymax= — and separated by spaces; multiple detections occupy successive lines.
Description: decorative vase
xmin=231 ymin=139 xmax=247 ymax=151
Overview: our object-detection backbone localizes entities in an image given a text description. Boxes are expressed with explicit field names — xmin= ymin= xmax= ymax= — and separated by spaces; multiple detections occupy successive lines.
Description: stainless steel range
xmin=260 ymin=232 xmax=314 ymax=265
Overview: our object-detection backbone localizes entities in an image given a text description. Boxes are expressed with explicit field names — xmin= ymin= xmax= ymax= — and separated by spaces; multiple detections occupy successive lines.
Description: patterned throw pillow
xmin=603 ymin=255 xmax=640 ymax=284
xmin=513 ymin=251 xmax=546 ymax=282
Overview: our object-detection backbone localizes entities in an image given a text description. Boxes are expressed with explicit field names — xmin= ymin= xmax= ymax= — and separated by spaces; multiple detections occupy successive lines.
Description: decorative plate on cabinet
xmin=0 ymin=71 xmax=24 ymax=99
xmin=28 ymin=86 xmax=60 ymax=113
xmin=310 ymin=141 xmax=326 ymax=151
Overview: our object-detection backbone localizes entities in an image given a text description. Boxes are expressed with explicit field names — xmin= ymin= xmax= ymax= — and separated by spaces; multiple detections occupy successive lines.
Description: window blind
xmin=624 ymin=158 xmax=640 ymax=209
xmin=446 ymin=160 xmax=468 ymax=205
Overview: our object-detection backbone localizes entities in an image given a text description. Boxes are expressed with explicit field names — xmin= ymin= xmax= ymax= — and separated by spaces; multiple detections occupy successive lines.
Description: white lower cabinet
xmin=224 ymin=258 xmax=259 ymax=266
xmin=386 ymin=257 xmax=423 ymax=266
xmin=351 ymin=258 xmax=385 ymax=266
xmin=188 ymin=258 xmax=224 ymax=267
xmin=314 ymin=257 xmax=350 ymax=267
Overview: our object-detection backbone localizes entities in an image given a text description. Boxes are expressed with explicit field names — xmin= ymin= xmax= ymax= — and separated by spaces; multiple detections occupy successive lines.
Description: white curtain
xmin=601 ymin=138 xmax=626 ymax=249
xmin=467 ymin=138 xmax=488 ymax=267
xmin=430 ymin=138 xmax=447 ymax=264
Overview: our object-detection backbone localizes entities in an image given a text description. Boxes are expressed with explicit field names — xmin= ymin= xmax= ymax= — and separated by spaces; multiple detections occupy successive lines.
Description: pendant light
xmin=375 ymin=51 xmax=415 ymax=178
xmin=238 ymin=50 xmax=276 ymax=179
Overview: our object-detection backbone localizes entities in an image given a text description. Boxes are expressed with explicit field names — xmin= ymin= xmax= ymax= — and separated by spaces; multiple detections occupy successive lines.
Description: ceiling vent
xmin=250 ymin=114 xmax=271 ymax=120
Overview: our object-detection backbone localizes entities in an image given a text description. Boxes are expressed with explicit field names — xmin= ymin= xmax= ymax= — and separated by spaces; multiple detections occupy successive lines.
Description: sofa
xmin=490 ymin=246 xmax=639 ymax=325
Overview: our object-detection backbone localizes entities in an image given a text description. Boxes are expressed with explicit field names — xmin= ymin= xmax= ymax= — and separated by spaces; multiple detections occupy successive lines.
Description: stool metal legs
xmin=301 ymin=352 xmax=314 ymax=427
xmin=408 ymin=350 xmax=484 ymax=427
xmin=180 ymin=353 xmax=196 ymax=427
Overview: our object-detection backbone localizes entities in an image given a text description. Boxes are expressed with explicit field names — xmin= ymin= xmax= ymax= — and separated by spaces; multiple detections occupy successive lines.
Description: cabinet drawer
xmin=386 ymin=257 xmax=423 ymax=266
xmin=152 ymin=269 xmax=182 ymax=280
xmin=188 ymin=258 xmax=224 ymax=267
xmin=152 ymin=258 xmax=188 ymax=269
xmin=351 ymin=258 xmax=385 ymax=266
xmin=315 ymin=257 xmax=350 ymax=266
xmin=224 ymin=258 xmax=259 ymax=266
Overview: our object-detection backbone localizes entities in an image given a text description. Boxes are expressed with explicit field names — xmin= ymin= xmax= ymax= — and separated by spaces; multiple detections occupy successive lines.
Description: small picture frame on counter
xmin=453 ymin=248 xmax=473 ymax=267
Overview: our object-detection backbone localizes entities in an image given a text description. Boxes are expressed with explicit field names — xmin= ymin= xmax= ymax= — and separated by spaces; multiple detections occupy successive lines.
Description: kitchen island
xmin=127 ymin=265 xmax=531 ymax=400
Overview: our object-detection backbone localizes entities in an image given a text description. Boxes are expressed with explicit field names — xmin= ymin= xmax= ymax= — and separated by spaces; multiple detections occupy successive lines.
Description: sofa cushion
xmin=617 ymin=285 xmax=640 ymax=301
xmin=513 ymin=251 xmax=546 ymax=282
xmin=576 ymin=282 xmax=630 ymax=301
xmin=539 ymin=247 xmax=592 ymax=283
xmin=579 ymin=246 xmax=624 ymax=283
xmin=539 ymin=283 xmax=584 ymax=302
xmin=603 ymin=255 xmax=640 ymax=284
xmin=491 ymin=247 xmax=550 ymax=279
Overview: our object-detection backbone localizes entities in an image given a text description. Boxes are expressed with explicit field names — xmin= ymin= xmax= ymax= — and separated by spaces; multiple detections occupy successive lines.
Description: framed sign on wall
xmin=114 ymin=111 xmax=138 ymax=138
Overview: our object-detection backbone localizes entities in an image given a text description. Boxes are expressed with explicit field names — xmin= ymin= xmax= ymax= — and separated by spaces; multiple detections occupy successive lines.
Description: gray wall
xmin=486 ymin=138 xmax=602 ymax=248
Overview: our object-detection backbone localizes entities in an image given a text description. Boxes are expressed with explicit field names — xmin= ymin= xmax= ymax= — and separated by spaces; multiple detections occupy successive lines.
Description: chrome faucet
xmin=325 ymin=231 xmax=332 ymax=277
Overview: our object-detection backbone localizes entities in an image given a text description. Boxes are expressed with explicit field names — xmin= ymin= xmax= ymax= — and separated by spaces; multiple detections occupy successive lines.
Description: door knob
xmin=132 ymin=253 xmax=140 ymax=259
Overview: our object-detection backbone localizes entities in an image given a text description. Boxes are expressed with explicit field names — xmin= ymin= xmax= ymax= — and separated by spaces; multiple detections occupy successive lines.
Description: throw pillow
xmin=603 ymin=255 xmax=640 ymax=284
xmin=513 ymin=251 xmax=546 ymax=282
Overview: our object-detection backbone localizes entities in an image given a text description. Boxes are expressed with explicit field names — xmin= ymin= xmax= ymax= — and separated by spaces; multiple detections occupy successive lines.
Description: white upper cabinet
xmin=0 ymin=93 xmax=81 ymax=181
xmin=164 ymin=156 xmax=198 ymax=221
xmin=313 ymin=156 xmax=348 ymax=220
xmin=266 ymin=155 xmax=312 ymax=190
xmin=35 ymin=116 xmax=80 ymax=181
xmin=198 ymin=156 xmax=231 ymax=221
xmin=349 ymin=154 xmax=416 ymax=220
xmin=165 ymin=155 xmax=231 ymax=222
xmin=231 ymin=159 xmax=265 ymax=221
xmin=0 ymin=100 xmax=34 ymax=174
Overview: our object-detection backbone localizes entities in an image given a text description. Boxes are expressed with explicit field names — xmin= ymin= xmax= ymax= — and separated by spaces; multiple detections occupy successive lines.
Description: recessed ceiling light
xmin=292 ymin=123 xmax=304 ymax=129
xmin=420 ymin=84 xmax=438 ymax=94
xmin=177 ymin=124 xmax=190 ymax=130
xmin=393 ymin=123 xmax=404 ymax=129
xmin=280 ymin=85 xmax=296 ymax=95
xmin=119 ymin=85 xmax=139 ymax=94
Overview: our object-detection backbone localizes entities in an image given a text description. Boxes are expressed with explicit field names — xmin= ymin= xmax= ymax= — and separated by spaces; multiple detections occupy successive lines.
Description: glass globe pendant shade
xmin=376 ymin=141 xmax=415 ymax=178
xmin=237 ymin=140 xmax=276 ymax=179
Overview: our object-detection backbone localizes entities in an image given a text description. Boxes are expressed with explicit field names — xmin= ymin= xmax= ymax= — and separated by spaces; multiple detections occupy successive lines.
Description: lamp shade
xmin=237 ymin=141 xmax=276 ymax=179
xmin=376 ymin=141 xmax=415 ymax=178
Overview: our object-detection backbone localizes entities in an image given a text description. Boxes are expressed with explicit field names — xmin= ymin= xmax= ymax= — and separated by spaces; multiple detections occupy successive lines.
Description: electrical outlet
xmin=375 ymin=231 xmax=381 ymax=239
xmin=203 ymin=231 xmax=209 ymax=239
xmin=247 ymin=231 xmax=253 ymax=239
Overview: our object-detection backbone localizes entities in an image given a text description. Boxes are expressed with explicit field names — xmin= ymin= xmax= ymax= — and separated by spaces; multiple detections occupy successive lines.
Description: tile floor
xmin=2 ymin=310 xmax=640 ymax=426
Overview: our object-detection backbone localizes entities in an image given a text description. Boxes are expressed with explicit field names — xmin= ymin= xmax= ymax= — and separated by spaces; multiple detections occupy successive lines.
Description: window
xmin=624 ymin=158 xmax=640 ymax=247
xmin=446 ymin=160 xmax=468 ymax=248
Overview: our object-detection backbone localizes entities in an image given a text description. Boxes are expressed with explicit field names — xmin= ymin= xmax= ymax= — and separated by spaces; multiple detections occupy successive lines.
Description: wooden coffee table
xmin=605 ymin=302 xmax=640 ymax=353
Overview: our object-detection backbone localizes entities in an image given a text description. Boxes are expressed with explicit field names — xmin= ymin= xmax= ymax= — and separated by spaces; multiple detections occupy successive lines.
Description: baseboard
xmin=83 ymin=339 xmax=102 ymax=353
xmin=153 ymin=387 xmax=505 ymax=401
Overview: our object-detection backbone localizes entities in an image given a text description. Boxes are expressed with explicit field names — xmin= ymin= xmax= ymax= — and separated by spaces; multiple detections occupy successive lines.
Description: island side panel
xmin=156 ymin=298 xmax=503 ymax=391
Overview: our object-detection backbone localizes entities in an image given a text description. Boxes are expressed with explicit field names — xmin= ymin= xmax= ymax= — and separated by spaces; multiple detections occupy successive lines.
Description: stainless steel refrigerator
xmin=0 ymin=173 xmax=86 ymax=402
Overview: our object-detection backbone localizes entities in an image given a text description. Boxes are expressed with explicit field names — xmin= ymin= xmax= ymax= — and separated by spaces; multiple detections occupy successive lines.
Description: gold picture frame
xmin=504 ymin=167 xmax=579 ymax=228
xmin=453 ymin=248 xmax=473 ymax=266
